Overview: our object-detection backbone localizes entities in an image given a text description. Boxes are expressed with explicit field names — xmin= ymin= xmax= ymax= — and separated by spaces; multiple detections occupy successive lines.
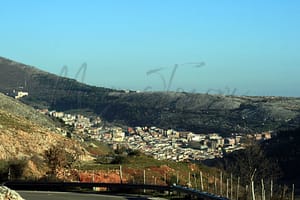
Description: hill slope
xmin=0 ymin=92 xmax=87 ymax=179
xmin=0 ymin=93 xmax=56 ymax=129
xmin=1 ymin=56 xmax=300 ymax=134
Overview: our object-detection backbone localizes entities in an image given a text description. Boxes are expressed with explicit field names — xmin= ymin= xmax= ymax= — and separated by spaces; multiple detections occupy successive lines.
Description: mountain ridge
xmin=1 ymin=56 xmax=300 ymax=134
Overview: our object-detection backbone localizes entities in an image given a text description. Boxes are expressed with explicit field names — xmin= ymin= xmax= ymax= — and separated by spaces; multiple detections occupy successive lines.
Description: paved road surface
xmin=18 ymin=191 xmax=166 ymax=200
xmin=17 ymin=190 xmax=300 ymax=200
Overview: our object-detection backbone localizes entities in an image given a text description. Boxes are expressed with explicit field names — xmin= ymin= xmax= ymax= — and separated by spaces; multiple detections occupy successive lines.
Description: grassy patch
xmin=0 ymin=111 xmax=33 ymax=132
xmin=84 ymin=141 xmax=112 ymax=156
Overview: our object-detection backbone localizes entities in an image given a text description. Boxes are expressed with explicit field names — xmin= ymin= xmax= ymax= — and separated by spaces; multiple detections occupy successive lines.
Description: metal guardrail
xmin=172 ymin=185 xmax=229 ymax=200
xmin=4 ymin=181 xmax=169 ymax=191
xmin=4 ymin=181 xmax=229 ymax=200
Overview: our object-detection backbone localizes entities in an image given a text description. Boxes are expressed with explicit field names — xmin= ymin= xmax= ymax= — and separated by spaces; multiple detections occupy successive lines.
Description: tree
xmin=0 ymin=160 xmax=9 ymax=181
xmin=0 ymin=159 xmax=27 ymax=181
xmin=8 ymin=159 xmax=27 ymax=180
xmin=224 ymin=143 xmax=280 ymax=185
xmin=166 ymin=175 xmax=178 ymax=186
xmin=44 ymin=143 xmax=78 ymax=175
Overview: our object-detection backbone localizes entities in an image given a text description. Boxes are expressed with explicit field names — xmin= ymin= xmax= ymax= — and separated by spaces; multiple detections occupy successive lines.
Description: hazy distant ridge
xmin=1 ymin=56 xmax=300 ymax=134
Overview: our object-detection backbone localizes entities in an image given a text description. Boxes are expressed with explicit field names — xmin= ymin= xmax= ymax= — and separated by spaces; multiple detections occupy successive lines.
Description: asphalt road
xmin=16 ymin=190 xmax=300 ymax=200
xmin=18 ymin=191 xmax=166 ymax=200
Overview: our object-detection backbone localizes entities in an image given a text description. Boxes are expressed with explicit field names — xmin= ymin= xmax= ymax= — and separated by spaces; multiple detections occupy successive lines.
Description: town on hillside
xmin=39 ymin=109 xmax=273 ymax=162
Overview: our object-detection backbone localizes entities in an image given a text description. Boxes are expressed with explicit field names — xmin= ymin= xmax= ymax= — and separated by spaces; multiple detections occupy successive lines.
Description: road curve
xmin=18 ymin=191 xmax=164 ymax=200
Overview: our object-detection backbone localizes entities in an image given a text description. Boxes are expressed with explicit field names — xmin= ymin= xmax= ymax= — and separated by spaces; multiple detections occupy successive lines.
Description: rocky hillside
xmin=0 ymin=92 xmax=88 ymax=178
xmin=1 ymin=56 xmax=300 ymax=134
xmin=0 ymin=108 xmax=82 ymax=160
xmin=0 ymin=93 xmax=55 ymax=130
xmin=92 ymin=92 xmax=300 ymax=134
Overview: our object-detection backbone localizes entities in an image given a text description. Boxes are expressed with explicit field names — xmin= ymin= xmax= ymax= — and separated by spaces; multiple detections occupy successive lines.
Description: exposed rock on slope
xmin=0 ymin=92 xmax=89 ymax=178
xmin=0 ymin=93 xmax=84 ymax=160
xmin=0 ymin=109 xmax=81 ymax=160
xmin=0 ymin=93 xmax=55 ymax=130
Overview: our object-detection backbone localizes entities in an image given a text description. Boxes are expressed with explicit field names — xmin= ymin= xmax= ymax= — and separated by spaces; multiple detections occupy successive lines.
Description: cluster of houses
xmin=124 ymin=127 xmax=271 ymax=161
xmin=40 ymin=109 xmax=273 ymax=162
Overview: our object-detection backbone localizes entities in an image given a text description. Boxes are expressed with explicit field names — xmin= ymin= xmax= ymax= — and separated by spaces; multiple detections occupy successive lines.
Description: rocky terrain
xmin=1 ymin=56 xmax=300 ymax=134
xmin=0 ymin=93 xmax=83 ymax=160
xmin=0 ymin=186 xmax=24 ymax=200
xmin=0 ymin=93 xmax=55 ymax=130
xmin=0 ymin=92 xmax=88 ymax=179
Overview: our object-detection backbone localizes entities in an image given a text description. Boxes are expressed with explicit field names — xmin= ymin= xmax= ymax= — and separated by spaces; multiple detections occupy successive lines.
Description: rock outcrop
xmin=0 ymin=186 xmax=24 ymax=200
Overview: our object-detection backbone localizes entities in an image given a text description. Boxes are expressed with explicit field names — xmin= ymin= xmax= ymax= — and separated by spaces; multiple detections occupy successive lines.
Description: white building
xmin=15 ymin=91 xmax=29 ymax=99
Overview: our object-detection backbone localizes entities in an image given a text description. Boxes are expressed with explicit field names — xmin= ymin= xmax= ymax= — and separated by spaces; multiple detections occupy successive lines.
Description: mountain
xmin=1 ymin=56 xmax=300 ymax=134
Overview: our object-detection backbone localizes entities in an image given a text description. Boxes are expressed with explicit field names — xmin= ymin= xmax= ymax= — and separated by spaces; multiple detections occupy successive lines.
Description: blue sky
xmin=1 ymin=0 xmax=300 ymax=96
